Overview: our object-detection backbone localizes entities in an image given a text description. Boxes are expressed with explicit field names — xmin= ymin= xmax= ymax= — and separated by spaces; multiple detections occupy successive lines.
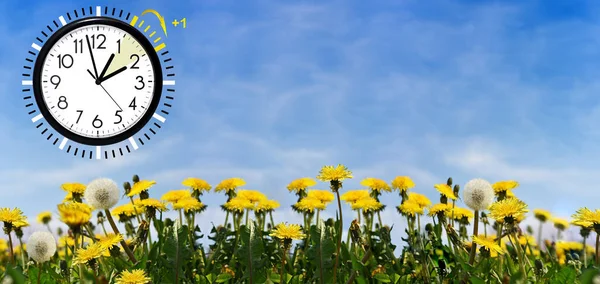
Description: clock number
xmin=129 ymin=97 xmax=137 ymax=110
xmin=91 ymin=34 xmax=106 ymax=49
xmin=58 ymin=54 xmax=73 ymax=69
xmin=73 ymin=39 xmax=83 ymax=53
xmin=117 ymin=39 xmax=121 ymax=53
xmin=50 ymin=75 xmax=61 ymax=89
xmin=76 ymin=110 xmax=83 ymax=123
xmin=92 ymin=115 xmax=103 ymax=128
xmin=135 ymin=76 xmax=145 ymax=90
xmin=57 ymin=96 xmax=68 ymax=109
xmin=130 ymin=54 xmax=140 ymax=69
xmin=114 ymin=110 xmax=122 ymax=124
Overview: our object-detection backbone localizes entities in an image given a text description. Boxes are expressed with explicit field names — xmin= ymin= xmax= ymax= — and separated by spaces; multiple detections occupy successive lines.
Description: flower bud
xmin=132 ymin=175 xmax=140 ymax=183
xmin=446 ymin=177 xmax=453 ymax=186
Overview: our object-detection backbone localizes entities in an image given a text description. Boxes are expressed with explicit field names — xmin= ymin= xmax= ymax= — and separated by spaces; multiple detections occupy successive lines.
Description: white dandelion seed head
xmin=463 ymin=178 xmax=495 ymax=211
xmin=26 ymin=231 xmax=57 ymax=263
xmin=85 ymin=178 xmax=120 ymax=210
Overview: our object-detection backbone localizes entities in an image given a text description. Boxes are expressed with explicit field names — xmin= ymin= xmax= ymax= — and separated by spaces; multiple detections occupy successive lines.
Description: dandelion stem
xmin=316 ymin=209 xmax=320 ymax=223
xmin=377 ymin=211 xmax=383 ymax=227
xmin=583 ymin=236 xmax=588 ymax=266
xmin=509 ymin=232 xmax=527 ymax=278
xmin=245 ymin=209 xmax=249 ymax=226
xmin=6 ymin=231 xmax=15 ymax=266
xmin=73 ymin=233 xmax=85 ymax=284
xmin=129 ymin=197 xmax=142 ymax=224
xmin=178 ymin=209 xmax=183 ymax=225
xmin=37 ymin=262 xmax=42 ymax=284
xmin=468 ymin=210 xmax=479 ymax=265
xmin=538 ymin=221 xmax=543 ymax=250
xmin=357 ymin=209 xmax=360 ymax=225
xmin=270 ymin=211 xmax=275 ymax=228
xmin=280 ymin=245 xmax=287 ymax=284
xmin=224 ymin=211 xmax=230 ymax=228
xmin=104 ymin=209 xmax=137 ymax=263
xmin=18 ymin=237 xmax=25 ymax=268
xmin=332 ymin=189 xmax=343 ymax=284
xmin=596 ymin=233 xmax=600 ymax=266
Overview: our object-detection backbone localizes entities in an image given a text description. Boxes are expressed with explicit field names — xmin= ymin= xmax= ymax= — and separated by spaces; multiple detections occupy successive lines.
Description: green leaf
xmin=4 ymin=265 xmax=26 ymax=284
xmin=551 ymin=266 xmax=576 ymax=284
xmin=306 ymin=219 xmax=335 ymax=284
xmin=580 ymin=268 xmax=600 ymax=284
xmin=373 ymin=273 xmax=391 ymax=283
xmin=469 ymin=276 xmax=486 ymax=284
xmin=163 ymin=223 xmax=192 ymax=283
xmin=236 ymin=222 xmax=267 ymax=283
xmin=215 ymin=273 xmax=233 ymax=283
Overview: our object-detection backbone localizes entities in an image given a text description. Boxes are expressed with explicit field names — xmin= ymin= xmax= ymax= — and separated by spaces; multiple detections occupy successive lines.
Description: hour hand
xmin=97 ymin=66 xmax=127 ymax=84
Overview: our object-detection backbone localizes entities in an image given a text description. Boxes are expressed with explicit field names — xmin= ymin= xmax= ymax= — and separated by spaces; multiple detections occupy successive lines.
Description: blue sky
xmin=2 ymin=0 xmax=600 ymax=246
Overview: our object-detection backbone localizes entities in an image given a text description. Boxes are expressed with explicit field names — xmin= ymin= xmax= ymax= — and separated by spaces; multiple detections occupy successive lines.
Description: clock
xmin=22 ymin=6 xmax=176 ymax=159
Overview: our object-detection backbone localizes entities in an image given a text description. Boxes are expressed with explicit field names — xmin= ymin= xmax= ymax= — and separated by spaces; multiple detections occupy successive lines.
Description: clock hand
xmin=96 ymin=53 xmax=115 ymax=84
xmin=99 ymin=84 xmax=123 ymax=111
xmin=85 ymin=35 xmax=99 ymax=79
xmin=97 ymin=66 xmax=127 ymax=84
xmin=87 ymin=69 xmax=96 ymax=80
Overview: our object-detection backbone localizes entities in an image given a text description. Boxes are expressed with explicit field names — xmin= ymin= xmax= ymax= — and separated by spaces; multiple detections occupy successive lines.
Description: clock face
xmin=33 ymin=17 xmax=163 ymax=146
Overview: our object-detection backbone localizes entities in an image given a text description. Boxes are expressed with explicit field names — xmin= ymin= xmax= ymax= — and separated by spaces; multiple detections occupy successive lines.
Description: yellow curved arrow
xmin=141 ymin=9 xmax=168 ymax=37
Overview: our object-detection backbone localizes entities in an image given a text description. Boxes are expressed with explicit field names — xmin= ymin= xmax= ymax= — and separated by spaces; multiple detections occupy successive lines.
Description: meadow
xmin=0 ymin=164 xmax=598 ymax=283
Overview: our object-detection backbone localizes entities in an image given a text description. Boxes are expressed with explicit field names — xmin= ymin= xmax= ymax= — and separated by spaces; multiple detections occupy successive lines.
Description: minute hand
xmin=97 ymin=66 xmax=127 ymax=84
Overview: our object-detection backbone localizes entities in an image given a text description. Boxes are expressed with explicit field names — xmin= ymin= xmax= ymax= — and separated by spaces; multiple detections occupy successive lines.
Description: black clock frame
xmin=32 ymin=17 xmax=163 ymax=146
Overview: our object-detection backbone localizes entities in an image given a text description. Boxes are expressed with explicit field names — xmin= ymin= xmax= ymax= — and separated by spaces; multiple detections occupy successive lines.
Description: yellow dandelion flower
xmin=572 ymin=207 xmax=600 ymax=228
xmin=340 ymin=190 xmax=370 ymax=204
xmin=137 ymin=198 xmax=168 ymax=211
xmin=161 ymin=189 xmax=192 ymax=203
xmin=434 ymin=184 xmax=457 ymax=200
xmin=519 ymin=235 xmax=536 ymax=246
xmin=316 ymin=164 xmax=353 ymax=182
xmin=72 ymin=243 xmax=107 ymax=265
xmin=447 ymin=207 xmax=474 ymax=221
xmin=13 ymin=219 xmax=29 ymax=229
xmin=182 ymin=177 xmax=212 ymax=192
xmin=0 ymin=208 xmax=27 ymax=226
xmin=533 ymin=209 xmax=552 ymax=223
xmin=360 ymin=178 xmax=391 ymax=192
xmin=287 ymin=177 xmax=317 ymax=193
xmin=488 ymin=198 xmax=528 ymax=223
xmin=0 ymin=239 xmax=8 ymax=252
xmin=128 ymin=180 xmax=156 ymax=197
xmin=98 ymin=233 xmax=123 ymax=250
xmin=172 ymin=197 xmax=204 ymax=212
xmin=255 ymin=199 xmax=280 ymax=212
xmin=398 ymin=201 xmax=424 ymax=216
xmin=112 ymin=203 xmax=141 ymax=218
xmin=553 ymin=217 xmax=570 ymax=231
xmin=428 ymin=203 xmax=451 ymax=217
xmin=57 ymin=203 xmax=92 ymax=227
xmin=306 ymin=190 xmax=335 ymax=204
xmin=352 ymin=197 xmax=383 ymax=212
xmin=391 ymin=176 xmax=415 ymax=192
xmin=407 ymin=193 xmax=431 ymax=208
xmin=63 ymin=192 xmax=73 ymax=202
xmin=473 ymin=235 xmax=504 ymax=256
xmin=492 ymin=180 xmax=519 ymax=194
xmin=61 ymin=183 xmax=86 ymax=194
xmin=37 ymin=211 xmax=52 ymax=225
xmin=224 ymin=197 xmax=255 ymax=212
xmin=295 ymin=198 xmax=326 ymax=213
xmin=115 ymin=269 xmax=151 ymax=284
xmin=215 ymin=178 xmax=246 ymax=193
xmin=58 ymin=236 xmax=75 ymax=248
xmin=236 ymin=190 xmax=267 ymax=203
xmin=270 ymin=223 xmax=305 ymax=240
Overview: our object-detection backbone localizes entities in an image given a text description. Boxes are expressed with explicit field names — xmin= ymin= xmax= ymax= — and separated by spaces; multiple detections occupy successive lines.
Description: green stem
xmin=595 ymin=233 xmax=599 ymax=266
xmin=378 ymin=211 xmax=383 ymax=227
xmin=7 ymin=231 xmax=14 ymax=266
xmin=270 ymin=211 xmax=275 ymax=228
xmin=178 ymin=209 xmax=183 ymax=225
xmin=583 ymin=236 xmax=588 ymax=266
xmin=538 ymin=221 xmax=543 ymax=250
xmin=37 ymin=262 xmax=42 ymax=284
xmin=332 ymin=189 xmax=344 ymax=284
xmin=280 ymin=246 xmax=287 ymax=284
xmin=224 ymin=210 xmax=230 ymax=228
xmin=73 ymin=233 xmax=84 ymax=284
xmin=245 ymin=209 xmax=249 ymax=226
xmin=468 ymin=210 xmax=479 ymax=265
xmin=18 ymin=237 xmax=25 ymax=268
xmin=509 ymin=232 xmax=527 ymax=279
xmin=316 ymin=209 xmax=320 ymax=223
xmin=104 ymin=209 xmax=137 ymax=263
